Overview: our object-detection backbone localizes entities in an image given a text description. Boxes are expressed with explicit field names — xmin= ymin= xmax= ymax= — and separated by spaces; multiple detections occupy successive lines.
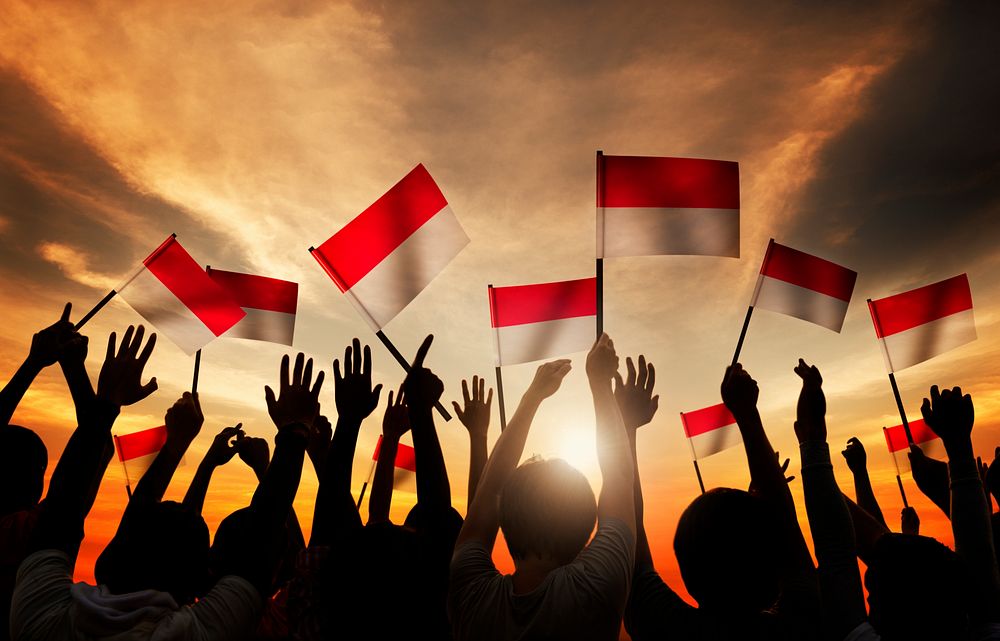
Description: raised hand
xmin=27 ymin=303 xmax=77 ymax=369
xmin=908 ymin=443 xmax=951 ymax=516
xmin=613 ymin=355 xmax=658 ymax=431
xmin=527 ymin=359 xmax=573 ymax=400
xmin=237 ymin=435 xmax=271 ymax=479
xmin=204 ymin=424 xmax=244 ymax=467
xmin=333 ymin=338 xmax=382 ymax=423
xmin=164 ymin=392 xmax=204 ymax=448
xmin=750 ymin=451 xmax=795 ymax=493
xmin=720 ymin=363 xmax=759 ymax=418
xmin=901 ymin=506 xmax=920 ymax=535
xmin=383 ymin=389 xmax=409 ymax=441
xmin=265 ymin=352 xmax=325 ymax=435
xmin=402 ymin=335 xmax=444 ymax=414
xmin=586 ymin=333 xmax=618 ymax=385
xmin=921 ymin=385 xmax=975 ymax=458
xmin=453 ymin=376 xmax=492 ymax=438
xmin=842 ymin=437 xmax=868 ymax=474
xmin=793 ymin=358 xmax=826 ymax=445
xmin=96 ymin=325 xmax=157 ymax=408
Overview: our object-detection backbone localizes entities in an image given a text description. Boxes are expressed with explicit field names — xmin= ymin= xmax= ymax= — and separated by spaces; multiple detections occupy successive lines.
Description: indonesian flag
xmin=207 ymin=267 xmax=298 ymax=346
xmin=868 ymin=274 xmax=976 ymax=372
xmin=596 ymin=153 xmax=740 ymax=258
xmin=116 ymin=236 xmax=246 ymax=355
xmin=373 ymin=435 xmax=416 ymax=491
xmin=750 ymin=239 xmax=857 ymax=332
xmin=883 ymin=419 xmax=945 ymax=474
xmin=680 ymin=403 xmax=742 ymax=460
xmin=311 ymin=164 xmax=469 ymax=330
xmin=114 ymin=425 xmax=168 ymax=487
xmin=489 ymin=278 xmax=597 ymax=366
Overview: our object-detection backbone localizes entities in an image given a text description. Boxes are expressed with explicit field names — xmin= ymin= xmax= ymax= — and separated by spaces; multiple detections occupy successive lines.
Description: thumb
xmin=137 ymin=378 xmax=158 ymax=401
xmin=265 ymin=385 xmax=277 ymax=414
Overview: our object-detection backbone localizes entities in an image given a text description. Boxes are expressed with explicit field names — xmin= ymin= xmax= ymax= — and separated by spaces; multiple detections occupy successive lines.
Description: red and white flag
xmin=597 ymin=154 xmax=740 ymax=258
xmin=883 ymin=419 xmax=945 ymax=474
xmin=116 ymin=236 xmax=246 ymax=355
xmin=114 ymin=425 xmax=168 ymax=487
xmin=750 ymin=240 xmax=857 ymax=333
xmin=680 ymin=403 xmax=742 ymax=460
xmin=207 ymin=268 xmax=298 ymax=346
xmin=311 ymin=164 xmax=469 ymax=330
xmin=489 ymin=278 xmax=597 ymax=366
xmin=373 ymin=435 xmax=416 ymax=491
xmin=868 ymin=274 xmax=976 ymax=372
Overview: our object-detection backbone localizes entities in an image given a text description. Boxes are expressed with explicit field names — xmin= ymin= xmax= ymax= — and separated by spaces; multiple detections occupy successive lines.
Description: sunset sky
xmin=2 ymin=0 xmax=999 ymax=613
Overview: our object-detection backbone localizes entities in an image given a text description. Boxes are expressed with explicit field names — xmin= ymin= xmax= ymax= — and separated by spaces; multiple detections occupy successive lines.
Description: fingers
xmin=646 ymin=362 xmax=655 ymax=393
xmin=930 ymin=385 xmax=941 ymax=406
xmin=920 ymin=397 xmax=932 ymax=424
xmin=352 ymin=338 xmax=362 ymax=375
xmin=105 ymin=332 xmax=117 ymax=363
xmin=452 ymin=401 xmax=465 ymax=422
xmin=333 ymin=359 xmax=342 ymax=383
xmin=413 ymin=334 xmax=433 ymax=369
xmin=137 ymin=378 xmax=158 ymax=402
xmin=129 ymin=325 xmax=145 ymax=359
xmin=293 ymin=352 xmax=305 ymax=387
xmin=486 ymin=387 xmax=494 ymax=407
xmin=637 ymin=355 xmax=647 ymax=388
xmin=613 ymin=372 xmax=624 ymax=393
xmin=363 ymin=343 xmax=372 ymax=379
xmin=479 ymin=376 xmax=485 ymax=401
xmin=119 ymin=326 xmax=135 ymax=359
xmin=312 ymin=370 xmax=325 ymax=396
xmin=388 ymin=390 xmax=394 ymax=407
xmin=302 ymin=357 xmax=313 ymax=388
xmin=462 ymin=379 xmax=471 ymax=404
xmin=60 ymin=302 xmax=72 ymax=322
xmin=344 ymin=342 xmax=354 ymax=377
xmin=137 ymin=333 xmax=157 ymax=366
xmin=626 ymin=357 xmax=636 ymax=386
xmin=651 ymin=395 xmax=659 ymax=415
xmin=372 ymin=383 xmax=383 ymax=405
xmin=265 ymin=385 xmax=277 ymax=414
xmin=280 ymin=354 xmax=290 ymax=391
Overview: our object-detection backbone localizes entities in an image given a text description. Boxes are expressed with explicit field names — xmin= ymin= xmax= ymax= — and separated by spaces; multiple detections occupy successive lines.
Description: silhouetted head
xmin=499 ymin=457 xmax=597 ymax=566
xmin=95 ymin=501 xmax=209 ymax=604
xmin=674 ymin=488 xmax=781 ymax=613
xmin=0 ymin=425 xmax=47 ymax=516
xmin=210 ymin=506 xmax=286 ymax=590
xmin=865 ymin=533 xmax=970 ymax=640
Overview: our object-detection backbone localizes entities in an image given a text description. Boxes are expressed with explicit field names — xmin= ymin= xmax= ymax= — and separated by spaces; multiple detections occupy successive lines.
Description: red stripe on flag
xmin=314 ymin=164 xmax=448 ymax=291
xmin=870 ymin=274 xmax=973 ymax=338
xmin=372 ymin=435 xmax=417 ymax=472
xmin=599 ymin=155 xmax=739 ymax=209
xmin=207 ymin=268 xmax=298 ymax=314
xmin=680 ymin=403 xmax=737 ymax=438
xmin=143 ymin=238 xmax=246 ymax=335
xmin=884 ymin=419 xmax=939 ymax=453
xmin=115 ymin=425 xmax=167 ymax=461
xmin=489 ymin=278 xmax=597 ymax=328
xmin=761 ymin=242 xmax=857 ymax=302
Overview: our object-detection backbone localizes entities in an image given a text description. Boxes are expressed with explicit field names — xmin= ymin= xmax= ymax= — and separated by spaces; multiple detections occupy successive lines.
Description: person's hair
xmin=95 ymin=501 xmax=209 ymax=604
xmin=0 ymin=425 xmax=47 ymax=516
xmin=674 ymin=488 xmax=781 ymax=613
xmin=865 ymin=533 xmax=970 ymax=640
xmin=498 ymin=457 xmax=596 ymax=565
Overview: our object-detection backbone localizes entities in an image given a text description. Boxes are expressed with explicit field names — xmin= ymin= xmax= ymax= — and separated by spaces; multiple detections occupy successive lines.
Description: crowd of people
xmin=1 ymin=304 xmax=999 ymax=640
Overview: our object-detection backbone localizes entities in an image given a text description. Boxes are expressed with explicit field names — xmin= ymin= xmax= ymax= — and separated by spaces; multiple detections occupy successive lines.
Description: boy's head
xmin=499 ymin=457 xmax=597 ymax=566
xmin=96 ymin=500 xmax=210 ymax=604
xmin=0 ymin=425 xmax=48 ymax=516
xmin=674 ymin=488 xmax=781 ymax=613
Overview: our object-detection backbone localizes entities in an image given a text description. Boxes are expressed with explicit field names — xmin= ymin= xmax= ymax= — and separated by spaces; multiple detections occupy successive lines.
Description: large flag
xmin=680 ymin=403 xmax=742 ymax=460
xmin=489 ymin=277 xmax=597 ymax=365
xmin=597 ymin=154 xmax=740 ymax=258
xmin=311 ymin=164 xmax=469 ymax=331
xmin=750 ymin=240 xmax=857 ymax=332
xmin=868 ymin=274 xmax=976 ymax=372
xmin=207 ymin=267 xmax=298 ymax=346
xmin=883 ymin=419 xmax=945 ymax=474
xmin=116 ymin=236 xmax=246 ymax=354
xmin=114 ymin=425 xmax=168 ymax=487
xmin=373 ymin=435 xmax=416 ymax=491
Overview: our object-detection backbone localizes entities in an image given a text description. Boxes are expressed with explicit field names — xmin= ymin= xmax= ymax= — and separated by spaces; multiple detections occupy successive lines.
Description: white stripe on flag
xmin=752 ymin=275 xmax=852 ymax=332
xmin=222 ymin=308 xmax=296 ymax=345
xmin=494 ymin=315 xmax=595 ymax=366
xmin=598 ymin=207 xmax=739 ymax=258
xmin=689 ymin=422 xmax=742 ymax=460
xmin=892 ymin=439 xmax=947 ymax=474
xmin=879 ymin=308 xmax=977 ymax=372
xmin=118 ymin=268 xmax=218 ymax=354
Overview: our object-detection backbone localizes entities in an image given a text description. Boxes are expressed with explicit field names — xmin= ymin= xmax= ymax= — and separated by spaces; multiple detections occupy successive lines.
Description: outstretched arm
xmin=369 ymin=389 xmax=408 ymax=525
xmin=182 ymin=424 xmax=243 ymax=515
xmin=590 ymin=334 xmax=634 ymax=531
xmin=456 ymin=358 xmax=572 ymax=549
xmin=453 ymin=376 xmax=492 ymax=505
xmin=841 ymin=437 xmax=887 ymax=527
xmin=403 ymin=336 xmax=451 ymax=512
xmin=615 ymin=355 xmax=658 ymax=566
xmin=131 ymin=392 xmax=203 ymax=505
xmin=909 ymin=444 xmax=952 ymax=517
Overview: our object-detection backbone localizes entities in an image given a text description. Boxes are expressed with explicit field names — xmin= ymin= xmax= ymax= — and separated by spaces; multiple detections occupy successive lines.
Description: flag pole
xmin=596 ymin=150 xmax=605 ymax=338
xmin=487 ymin=284 xmax=508 ymax=431
xmin=374 ymin=330 xmax=452 ymax=421
xmin=192 ymin=349 xmax=202 ymax=395
xmin=730 ymin=306 xmax=754 ymax=369
xmin=692 ymin=459 xmax=706 ymax=495
xmin=869 ymin=299 xmax=914 ymax=444
xmin=730 ymin=239 xmax=774 ymax=368
xmin=884 ymin=427 xmax=910 ymax=507
xmin=356 ymin=456 xmax=378 ymax=510
xmin=113 ymin=435 xmax=133 ymax=500
xmin=681 ymin=412 xmax=706 ymax=494
xmin=75 ymin=290 xmax=117 ymax=330
xmin=896 ymin=474 xmax=909 ymax=508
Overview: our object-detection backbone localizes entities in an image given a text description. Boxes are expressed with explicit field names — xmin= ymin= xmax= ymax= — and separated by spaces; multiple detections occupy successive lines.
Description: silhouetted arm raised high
xmin=369 ymin=388 xmax=407 ymax=525
xmin=183 ymin=424 xmax=243 ymax=515
xmin=403 ymin=336 xmax=451 ymax=513
xmin=453 ymin=375 xmax=492 ymax=505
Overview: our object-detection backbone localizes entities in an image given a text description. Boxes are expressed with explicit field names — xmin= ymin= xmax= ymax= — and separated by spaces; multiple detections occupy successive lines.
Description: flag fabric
xmin=114 ymin=425 xmax=168 ymax=487
xmin=373 ymin=435 xmax=417 ymax=491
xmin=311 ymin=164 xmax=469 ymax=331
xmin=680 ymin=403 xmax=742 ymax=460
xmin=597 ymin=154 xmax=740 ymax=258
xmin=883 ymin=419 xmax=945 ymax=474
xmin=868 ymin=274 xmax=976 ymax=372
xmin=116 ymin=235 xmax=246 ymax=355
xmin=207 ymin=267 xmax=298 ymax=346
xmin=750 ymin=239 xmax=857 ymax=332
xmin=489 ymin=278 xmax=597 ymax=366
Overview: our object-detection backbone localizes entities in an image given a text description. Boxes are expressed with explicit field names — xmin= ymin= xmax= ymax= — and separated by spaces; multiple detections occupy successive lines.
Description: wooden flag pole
xmin=75 ymin=290 xmax=118 ymax=330
xmin=113 ymin=435 xmax=133 ymax=500
xmin=692 ymin=459 xmax=706 ymax=495
xmin=730 ymin=306 xmax=754 ymax=369
xmin=884 ymin=427 xmax=910 ymax=507
xmin=192 ymin=349 xmax=202 ymax=395
xmin=374 ymin=330 xmax=452 ymax=421
xmin=730 ymin=239 xmax=775 ymax=368
xmin=487 ymin=285 xmax=508 ymax=431
xmin=356 ymin=456 xmax=378 ymax=510
xmin=896 ymin=474 xmax=909 ymax=508
xmin=682 ymin=412 xmax=707 ymax=494
xmin=596 ymin=149 xmax=605 ymax=337
xmin=869 ymin=299 xmax=914 ymax=444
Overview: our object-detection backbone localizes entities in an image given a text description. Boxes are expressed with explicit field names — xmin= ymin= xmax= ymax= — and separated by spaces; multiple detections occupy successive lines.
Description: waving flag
xmin=310 ymin=164 xmax=469 ymax=330
xmin=114 ymin=425 xmax=168 ymax=487
xmin=597 ymin=154 xmax=740 ymax=258
xmin=207 ymin=267 xmax=298 ymax=346
xmin=680 ymin=403 xmax=742 ymax=460
xmin=489 ymin=278 xmax=597 ymax=365
xmin=868 ymin=274 xmax=976 ymax=372
xmin=751 ymin=240 xmax=857 ymax=332
xmin=116 ymin=236 xmax=245 ymax=355
xmin=373 ymin=435 xmax=416 ymax=491
xmin=884 ymin=419 xmax=945 ymax=474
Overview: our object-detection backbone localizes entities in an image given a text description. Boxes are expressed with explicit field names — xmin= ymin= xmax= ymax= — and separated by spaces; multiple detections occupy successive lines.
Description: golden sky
xmin=2 ymin=0 xmax=999 ymax=609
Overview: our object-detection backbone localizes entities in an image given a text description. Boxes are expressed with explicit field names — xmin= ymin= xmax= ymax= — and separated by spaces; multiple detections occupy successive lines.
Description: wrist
xmin=588 ymin=376 xmax=613 ymax=392
xmin=944 ymin=438 xmax=974 ymax=462
xmin=20 ymin=356 xmax=44 ymax=376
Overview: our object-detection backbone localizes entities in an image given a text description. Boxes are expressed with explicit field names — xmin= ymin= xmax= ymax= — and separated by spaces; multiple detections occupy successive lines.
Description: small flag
xmin=114 ymin=425 xmax=168 ymax=486
xmin=751 ymin=240 xmax=857 ymax=332
xmin=680 ymin=403 xmax=742 ymax=460
xmin=868 ymin=274 xmax=976 ymax=372
xmin=489 ymin=277 xmax=597 ymax=366
xmin=597 ymin=154 xmax=740 ymax=258
xmin=883 ymin=419 xmax=945 ymax=474
xmin=116 ymin=236 xmax=246 ymax=355
xmin=373 ymin=435 xmax=416 ymax=491
xmin=207 ymin=268 xmax=298 ymax=346
xmin=311 ymin=164 xmax=469 ymax=331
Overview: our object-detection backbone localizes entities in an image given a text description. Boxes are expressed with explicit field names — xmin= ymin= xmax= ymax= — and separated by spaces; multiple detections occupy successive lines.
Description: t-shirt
xmin=10 ymin=550 xmax=262 ymax=641
xmin=448 ymin=518 xmax=635 ymax=641
xmin=0 ymin=507 xmax=40 ymax=641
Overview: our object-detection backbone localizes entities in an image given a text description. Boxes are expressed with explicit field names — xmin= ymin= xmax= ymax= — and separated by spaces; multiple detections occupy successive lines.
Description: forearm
xmin=851 ymin=470 xmax=887 ymax=527
xmin=411 ymin=409 xmax=451 ymax=510
xmin=251 ymin=429 xmax=307 ymax=525
xmin=182 ymin=460 xmax=217 ymax=515
xmin=592 ymin=380 xmax=634 ymax=529
xmin=368 ymin=436 xmax=399 ymax=524
xmin=328 ymin=417 xmax=362 ymax=494
xmin=629 ymin=432 xmax=653 ymax=567
xmin=0 ymin=358 xmax=41 ymax=425
xmin=59 ymin=358 xmax=95 ymax=427
xmin=948 ymin=445 xmax=1000 ymax=620
xmin=132 ymin=439 xmax=187 ymax=504
xmin=467 ymin=433 xmax=488 ymax=505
